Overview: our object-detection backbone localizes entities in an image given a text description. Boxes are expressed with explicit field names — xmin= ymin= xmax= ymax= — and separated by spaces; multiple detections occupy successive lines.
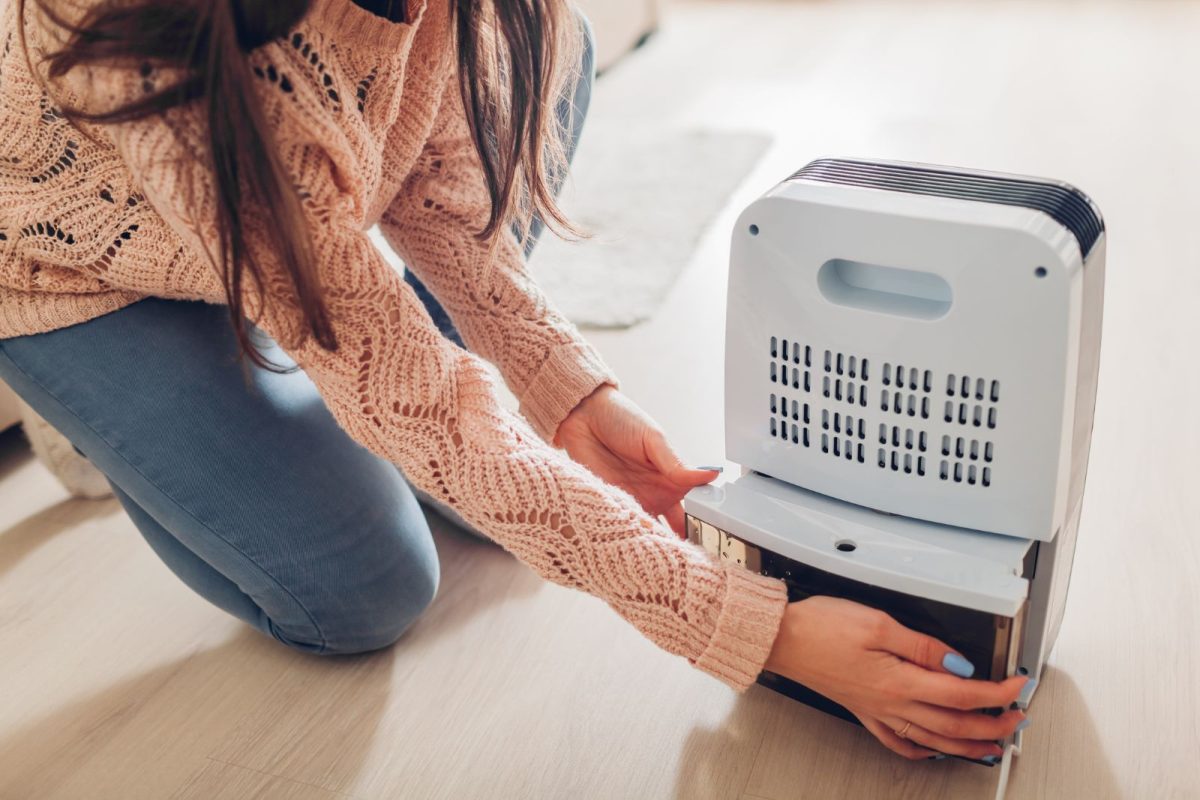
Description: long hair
xmin=19 ymin=0 xmax=579 ymax=367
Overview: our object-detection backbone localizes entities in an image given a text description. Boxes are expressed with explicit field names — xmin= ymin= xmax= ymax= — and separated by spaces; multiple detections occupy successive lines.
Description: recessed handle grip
xmin=817 ymin=258 xmax=952 ymax=320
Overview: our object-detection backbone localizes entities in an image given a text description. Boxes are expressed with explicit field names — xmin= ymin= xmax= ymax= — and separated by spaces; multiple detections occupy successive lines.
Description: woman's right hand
xmin=764 ymin=596 xmax=1030 ymax=761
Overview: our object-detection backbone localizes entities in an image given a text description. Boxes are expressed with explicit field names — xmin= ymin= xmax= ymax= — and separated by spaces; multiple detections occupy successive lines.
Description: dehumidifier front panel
xmin=724 ymin=173 xmax=1090 ymax=540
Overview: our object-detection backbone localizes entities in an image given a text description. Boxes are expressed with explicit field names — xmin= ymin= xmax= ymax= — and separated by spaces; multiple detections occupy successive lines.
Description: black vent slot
xmin=789 ymin=158 xmax=1104 ymax=258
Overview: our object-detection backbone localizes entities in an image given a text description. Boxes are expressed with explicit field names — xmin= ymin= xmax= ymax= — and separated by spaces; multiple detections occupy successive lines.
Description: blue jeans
xmin=0 ymin=20 xmax=594 ymax=655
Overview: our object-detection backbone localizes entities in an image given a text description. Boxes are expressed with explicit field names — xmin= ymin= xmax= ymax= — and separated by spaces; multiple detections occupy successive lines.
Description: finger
xmin=643 ymin=433 xmax=714 ymax=487
xmin=904 ymin=703 xmax=1027 ymax=743
xmin=875 ymin=615 xmax=977 ymax=677
xmin=880 ymin=715 xmax=1004 ymax=762
xmin=663 ymin=504 xmax=687 ymax=538
xmin=901 ymin=666 xmax=1029 ymax=710
xmin=672 ymin=467 xmax=723 ymax=489
xmin=857 ymin=714 xmax=939 ymax=761
xmin=644 ymin=431 xmax=686 ymax=474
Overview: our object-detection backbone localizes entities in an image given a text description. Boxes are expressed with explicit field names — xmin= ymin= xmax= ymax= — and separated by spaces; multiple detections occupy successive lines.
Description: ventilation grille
xmin=878 ymin=423 xmax=928 ymax=476
xmin=939 ymin=435 xmax=994 ymax=487
xmin=881 ymin=362 xmax=934 ymax=420
xmin=820 ymin=409 xmax=868 ymax=464
xmin=768 ymin=336 xmax=999 ymax=488
xmin=940 ymin=372 xmax=1000 ymax=431
xmin=769 ymin=392 xmax=811 ymax=448
xmin=769 ymin=336 xmax=812 ymax=392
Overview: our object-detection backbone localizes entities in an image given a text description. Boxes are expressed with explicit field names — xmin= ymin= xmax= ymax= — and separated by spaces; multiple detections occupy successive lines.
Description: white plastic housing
xmin=685 ymin=473 xmax=1032 ymax=615
xmin=725 ymin=167 xmax=1105 ymax=540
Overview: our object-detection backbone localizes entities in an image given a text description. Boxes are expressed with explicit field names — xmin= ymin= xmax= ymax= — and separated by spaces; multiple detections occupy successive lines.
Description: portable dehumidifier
xmin=684 ymin=159 xmax=1105 ymax=776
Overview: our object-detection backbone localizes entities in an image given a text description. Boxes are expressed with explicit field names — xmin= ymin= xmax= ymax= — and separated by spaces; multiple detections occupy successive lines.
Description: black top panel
xmin=789 ymin=158 xmax=1105 ymax=259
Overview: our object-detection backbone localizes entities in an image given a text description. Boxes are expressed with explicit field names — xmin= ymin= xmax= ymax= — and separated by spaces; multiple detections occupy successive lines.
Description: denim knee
xmin=260 ymin=506 xmax=441 ymax=657
xmin=316 ymin=549 xmax=440 ymax=655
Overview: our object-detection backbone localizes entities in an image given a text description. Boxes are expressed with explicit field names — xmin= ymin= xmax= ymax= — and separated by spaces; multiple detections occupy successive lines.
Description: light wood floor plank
xmin=172 ymin=759 xmax=356 ymax=800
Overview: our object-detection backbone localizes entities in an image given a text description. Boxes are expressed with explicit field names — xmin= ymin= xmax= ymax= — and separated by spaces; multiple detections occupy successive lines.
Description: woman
xmin=0 ymin=0 xmax=1030 ymax=762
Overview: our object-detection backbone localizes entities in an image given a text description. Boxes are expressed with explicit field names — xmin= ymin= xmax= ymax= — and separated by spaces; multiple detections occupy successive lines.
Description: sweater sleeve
xmin=256 ymin=219 xmax=788 ymax=689
xmin=84 ymin=98 xmax=787 ymax=693
xmin=378 ymin=75 xmax=615 ymax=442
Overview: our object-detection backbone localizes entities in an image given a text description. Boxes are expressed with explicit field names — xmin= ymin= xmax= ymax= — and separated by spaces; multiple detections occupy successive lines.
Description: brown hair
xmin=19 ymin=0 xmax=579 ymax=367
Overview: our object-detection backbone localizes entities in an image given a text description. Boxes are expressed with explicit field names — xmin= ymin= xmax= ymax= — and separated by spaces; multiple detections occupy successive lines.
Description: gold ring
xmin=896 ymin=721 xmax=913 ymax=739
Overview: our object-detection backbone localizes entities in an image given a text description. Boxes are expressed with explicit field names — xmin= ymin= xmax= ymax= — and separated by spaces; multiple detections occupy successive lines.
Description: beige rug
xmin=531 ymin=126 xmax=771 ymax=329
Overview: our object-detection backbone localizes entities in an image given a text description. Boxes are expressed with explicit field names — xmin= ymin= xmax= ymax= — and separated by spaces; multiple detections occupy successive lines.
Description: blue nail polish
xmin=697 ymin=466 xmax=724 ymax=473
xmin=1014 ymin=718 xmax=1030 ymax=733
xmin=942 ymin=652 xmax=975 ymax=678
xmin=982 ymin=755 xmax=1000 ymax=765
xmin=1017 ymin=677 xmax=1038 ymax=708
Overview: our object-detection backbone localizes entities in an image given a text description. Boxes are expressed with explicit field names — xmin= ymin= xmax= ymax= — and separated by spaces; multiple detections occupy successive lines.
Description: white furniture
xmin=577 ymin=0 xmax=659 ymax=72
xmin=1 ymin=380 xmax=111 ymax=498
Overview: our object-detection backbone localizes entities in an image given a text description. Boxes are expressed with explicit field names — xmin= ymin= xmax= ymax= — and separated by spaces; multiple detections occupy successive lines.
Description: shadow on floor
xmin=406 ymin=513 xmax=543 ymax=647
xmin=673 ymin=666 xmax=1123 ymax=799
xmin=0 ymin=495 xmax=121 ymax=580
xmin=1010 ymin=666 xmax=1124 ymax=800
xmin=0 ymin=492 xmax=541 ymax=797
xmin=0 ymin=632 xmax=392 ymax=799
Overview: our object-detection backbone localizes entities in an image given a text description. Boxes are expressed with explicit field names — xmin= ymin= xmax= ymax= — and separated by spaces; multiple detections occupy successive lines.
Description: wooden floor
xmin=3 ymin=1 xmax=1199 ymax=797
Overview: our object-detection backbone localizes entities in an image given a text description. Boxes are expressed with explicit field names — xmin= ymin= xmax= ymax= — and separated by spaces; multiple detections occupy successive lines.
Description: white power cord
xmin=992 ymin=729 xmax=1022 ymax=800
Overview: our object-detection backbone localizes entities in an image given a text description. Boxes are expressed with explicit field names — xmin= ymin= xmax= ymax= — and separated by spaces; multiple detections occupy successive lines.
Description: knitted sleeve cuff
xmin=692 ymin=566 xmax=789 ymax=691
xmin=520 ymin=340 xmax=618 ymax=442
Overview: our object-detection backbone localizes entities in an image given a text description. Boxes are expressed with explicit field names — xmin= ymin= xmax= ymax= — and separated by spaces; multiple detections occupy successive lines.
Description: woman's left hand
xmin=555 ymin=385 xmax=720 ymax=536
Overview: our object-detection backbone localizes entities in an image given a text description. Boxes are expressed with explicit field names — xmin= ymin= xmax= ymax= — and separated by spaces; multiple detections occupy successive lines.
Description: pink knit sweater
xmin=0 ymin=0 xmax=787 ymax=687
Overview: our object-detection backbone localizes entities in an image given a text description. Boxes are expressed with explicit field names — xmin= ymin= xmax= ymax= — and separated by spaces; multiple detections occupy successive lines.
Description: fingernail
xmin=927 ymin=755 xmax=947 ymax=761
xmin=982 ymin=755 xmax=999 ymax=765
xmin=1014 ymin=718 xmax=1031 ymax=733
xmin=942 ymin=652 xmax=975 ymax=678
xmin=1017 ymin=677 xmax=1038 ymax=709
xmin=696 ymin=466 xmax=724 ymax=473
